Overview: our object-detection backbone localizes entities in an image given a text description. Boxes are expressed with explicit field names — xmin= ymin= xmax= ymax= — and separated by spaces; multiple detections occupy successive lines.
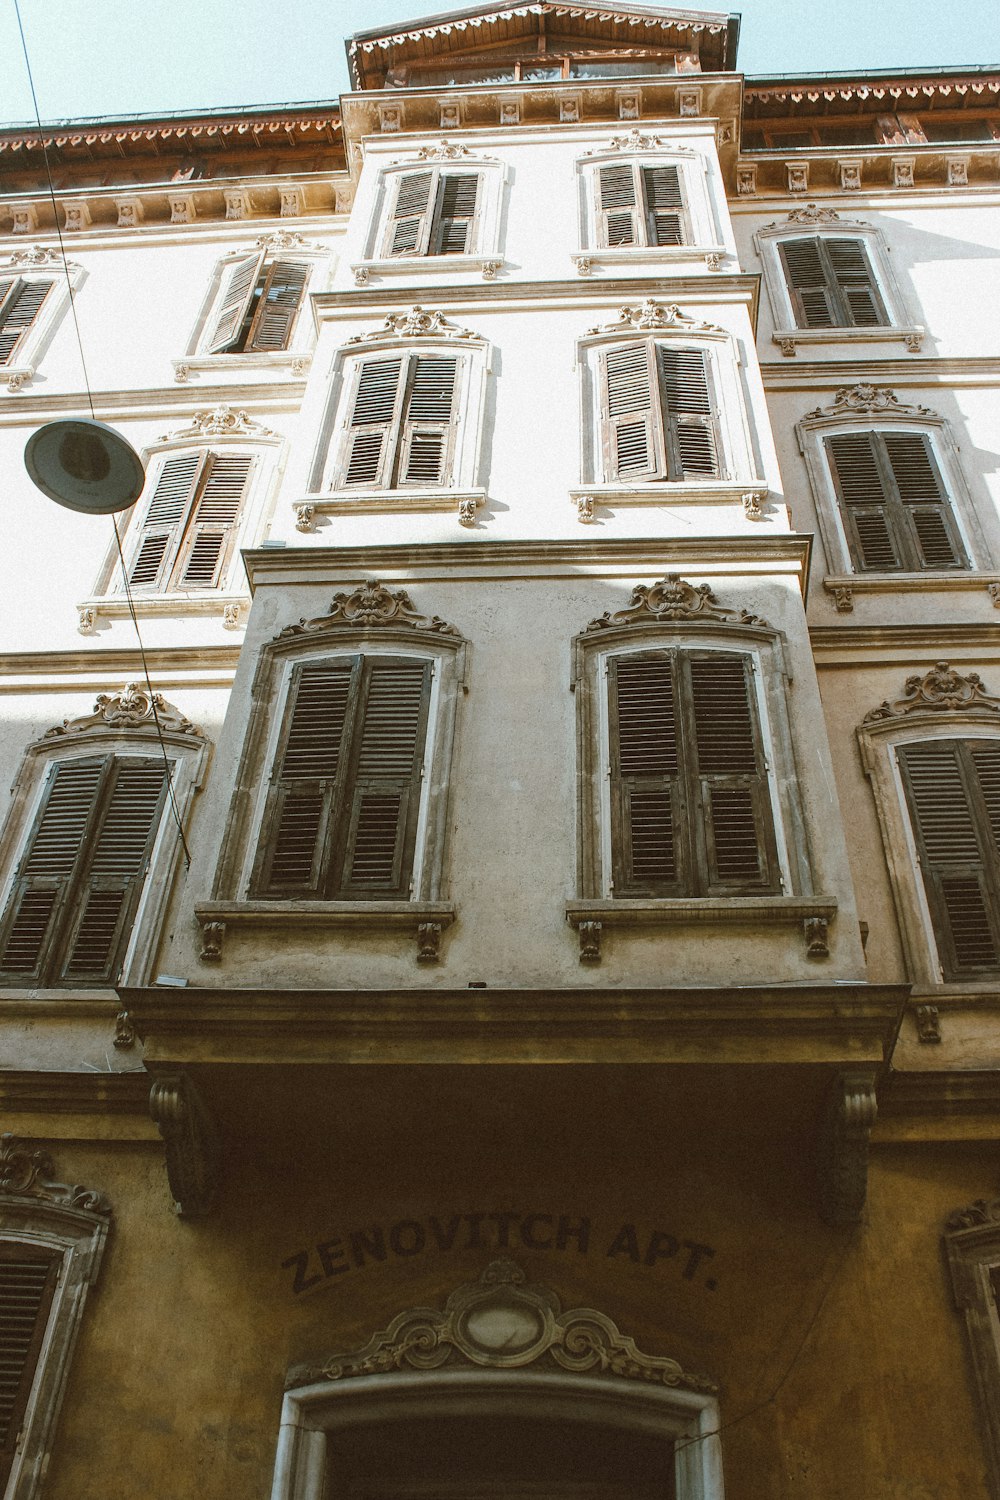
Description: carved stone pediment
xmin=805 ymin=383 xmax=935 ymax=420
xmin=287 ymin=1258 xmax=715 ymax=1394
xmin=5 ymin=244 xmax=67 ymax=267
xmin=947 ymin=1197 xmax=1000 ymax=1231
xmin=586 ymin=299 xmax=725 ymax=338
xmin=762 ymin=203 xmax=850 ymax=231
xmin=159 ymin=404 xmax=276 ymax=442
xmin=410 ymin=140 xmax=495 ymax=162
xmin=862 ymin=663 xmax=1000 ymax=724
xmin=278 ymin=580 xmax=461 ymax=639
xmin=584 ymin=132 xmax=697 ymax=156
xmin=345 ymin=306 xmax=479 ymax=344
xmin=0 ymin=1133 xmax=111 ymax=1215
xmin=43 ymin=683 xmax=203 ymax=739
xmin=253 ymin=229 xmax=323 ymax=252
xmin=586 ymin=575 xmax=769 ymax=632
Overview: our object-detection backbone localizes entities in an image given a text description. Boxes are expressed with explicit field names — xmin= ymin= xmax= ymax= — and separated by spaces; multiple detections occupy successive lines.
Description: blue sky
xmin=1 ymin=0 xmax=998 ymax=127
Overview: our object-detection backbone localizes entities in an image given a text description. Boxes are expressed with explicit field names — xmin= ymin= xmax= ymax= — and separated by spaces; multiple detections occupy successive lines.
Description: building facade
xmin=1 ymin=6 xmax=999 ymax=1496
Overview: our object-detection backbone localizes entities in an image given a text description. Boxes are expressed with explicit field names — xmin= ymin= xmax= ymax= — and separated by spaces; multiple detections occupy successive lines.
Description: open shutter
xmin=826 ymin=238 xmax=888 ymax=327
xmin=338 ymin=658 xmax=430 ymax=897
xmin=342 ymin=358 xmax=405 ymax=487
xmin=128 ymin=452 xmax=202 ymax=588
xmin=61 ymin=759 xmax=169 ymax=983
xmin=602 ymin=345 xmax=660 ymax=479
xmin=658 ymin=348 xmax=719 ymax=478
xmin=687 ymin=653 xmax=777 ymax=893
xmin=779 ymin=237 xmax=838 ymax=328
xmin=0 ymin=759 xmax=104 ymax=983
xmin=399 ymin=357 xmax=459 ymax=485
xmin=175 ymin=453 xmax=254 ymax=588
xmin=246 ymin=260 xmax=309 ymax=351
xmin=205 ymin=252 xmax=265 ymax=354
xmin=609 ymin=654 xmax=684 ymax=896
xmin=431 ymin=173 xmax=480 ymax=255
xmin=642 ymin=166 xmax=685 ymax=246
xmin=0 ymin=1244 xmax=60 ymax=1490
xmin=258 ymin=659 xmax=358 ymax=896
xmin=0 ymin=277 xmax=53 ymax=365
xmin=899 ymin=741 xmax=1000 ymax=976
xmin=826 ymin=432 xmax=902 ymax=570
xmin=389 ymin=172 xmax=434 ymax=256
xmin=883 ymin=433 xmax=966 ymax=569
xmin=598 ymin=165 xmax=639 ymax=246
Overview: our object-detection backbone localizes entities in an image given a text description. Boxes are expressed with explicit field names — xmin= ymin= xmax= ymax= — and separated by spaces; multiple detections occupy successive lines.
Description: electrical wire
xmin=13 ymin=0 xmax=192 ymax=867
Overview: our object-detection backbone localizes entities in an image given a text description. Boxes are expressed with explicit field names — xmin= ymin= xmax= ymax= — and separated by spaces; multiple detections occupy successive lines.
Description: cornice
xmin=809 ymin=623 xmax=1000 ymax=662
xmin=733 ymin=144 xmax=1000 ymax=199
xmin=314 ymin=274 xmax=761 ymax=318
xmin=761 ymin=357 xmax=1000 ymax=389
xmin=0 ymin=1070 xmax=151 ymax=1117
xmin=0 ymin=384 xmax=304 ymax=427
xmin=744 ymin=74 xmax=1000 ymax=108
xmin=0 ymin=645 xmax=241 ymax=688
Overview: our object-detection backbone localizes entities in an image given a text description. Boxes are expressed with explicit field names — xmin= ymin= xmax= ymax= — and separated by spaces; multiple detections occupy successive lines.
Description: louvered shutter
xmin=609 ymin=654 xmax=684 ymax=896
xmin=430 ymin=174 xmax=480 ymax=255
xmin=61 ymin=759 xmax=168 ymax=983
xmin=389 ymin=172 xmax=434 ymax=256
xmin=883 ymin=433 xmax=965 ymax=569
xmin=687 ymin=654 xmax=777 ymax=893
xmin=174 ymin=453 xmax=253 ymax=588
xmin=598 ymin=165 xmax=639 ymax=247
xmin=338 ymin=659 xmax=431 ymax=897
xmin=826 ymin=432 xmax=965 ymax=572
xmin=779 ymin=238 xmax=838 ymax=328
xmin=399 ymin=357 xmax=459 ymax=485
xmin=899 ymin=740 xmax=1000 ymax=976
xmin=657 ymin=348 xmax=720 ymax=478
xmin=0 ymin=277 xmax=53 ymax=365
xmin=0 ymin=1244 xmax=60 ymax=1489
xmin=205 ymin=252 xmax=265 ymax=354
xmin=642 ymin=166 xmax=685 ymax=246
xmin=128 ymin=453 xmax=202 ymax=588
xmin=825 ymin=238 xmax=888 ymax=327
xmin=0 ymin=760 xmax=104 ymax=983
xmin=246 ymin=260 xmax=309 ymax=351
xmin=342 ymin=358 xmax=405 ymax=487
xmin=258 ymin=659 xmax=358 ymax=896
xmin=602 ymin=345 xmax=660 ymax=479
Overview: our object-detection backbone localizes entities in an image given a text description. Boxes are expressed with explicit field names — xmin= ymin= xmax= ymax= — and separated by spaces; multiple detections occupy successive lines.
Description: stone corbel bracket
xmin=149 ymin=1073 xmax=220 ymax=1217
xmin=817 ymin=1069 xmax=878 ymax=1225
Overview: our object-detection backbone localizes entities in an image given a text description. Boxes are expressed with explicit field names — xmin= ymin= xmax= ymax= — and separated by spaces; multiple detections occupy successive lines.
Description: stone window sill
xmin=772 ymin=325 xmax=924 ymax=356
xmin=2 ymin=363 xmax=35 ymax=393
xmin=823 ymin=573 xmax=998 ymax=611
xmin=351 ymin=256 xmax=504 ymax=286
xmin=76 ymin=593 xmax=249 ymax=633
xmin=565 ymin=896 xmax=837 ymax=963
xmin=172 ymin=351 xmax=312 ymax=383
xmin=194 ymin=899 xmax=456 ymax=964
xmin=294 ymin=489 xmax=485 ymax=530
xmin=570 ymin=481 xmax=770 ymax=523
xmin=573 ymin=246 xmax=728 ymax=276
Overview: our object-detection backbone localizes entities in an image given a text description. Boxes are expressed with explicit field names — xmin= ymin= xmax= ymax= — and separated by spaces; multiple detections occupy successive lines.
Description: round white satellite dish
xmin=24 ymin=418 xmax=145 ymax=515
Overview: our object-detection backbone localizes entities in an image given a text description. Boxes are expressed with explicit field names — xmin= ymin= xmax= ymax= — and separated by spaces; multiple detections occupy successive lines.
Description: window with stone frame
xmin=383 ymin=168 xmax=482 ymax=258
xmin=0 ymin=276 xmax=55 ymax=366
xmin=123 ymin=448 xmax=256 ymax=592
xmin=0 ymin=249 xmax=85 ymax=393
xmin=200 ymin=251 xmax=311 ymax=354
xmin=777 ymin=235 xmax=889 ymax=329
xmin=335 ymin=353 xmax=461 ymax=490
xmin=824 ymin=429 xmax=968 ymax=572
xmin=352 ymin=154 xmax=506 ymax=286
xmin=594 ymin=160 xmax=690 ymax=247
xmin=600 ymin=341 xmax=722 ymax=483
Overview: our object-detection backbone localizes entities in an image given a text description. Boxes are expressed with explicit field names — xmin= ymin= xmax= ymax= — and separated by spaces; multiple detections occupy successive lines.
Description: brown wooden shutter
xmin=657 ymin=348 xmax=719 ymax=478
xmin=826 ymin=432 xmax=965 ymax=572
xmin=826 ymin=432 xmax=902 ymax=570
xmin=642 ymin=166 xmax=684 ymax=246
xmin=128 ymin=453 xmax=202 ymax=588
xmin=883 ymin=433 xmax=965 ymax=569
xmin=0 ymin=277 xmax=53 ymax=365
xmin=257 ymin=659 xmax=358 ymax=896
xmin=389 ymin=172 xmax=434 ymax=256
xmin=602 ymin=345 xmax=661 ymax=479
xmin=609 ymin=654 xmax=683 ymax=896
xmin=687 ymin=654 xmax=777 ymax=893
xmin=899 ymin=740 xmax=1000 ymax=976
xmin=430 ymin=174 xmax=480 ymax=255
xmin=598 ymin=165 xmax=639 ymax=246
xmin=0 ymin=1244 xmax=60 ymax=1490
xmin=338 ymin=659 xmax=431 ymax=897
xmin=174 ymin=453 xmax=254 ymax=588
xmin=399 ymin=357 xmax=459 ymax=485
xmin=245 ymin=260 xmax=309 ymax=351
xmin=778 ymin=237 xmax=838 ymax=328
xmin=60 ymin=759 xmax=168 ymax=983
xmin=825 ymin=238 xmax=888 ymax=326
xmin=342 ymin=358 xmax=405 ymax=487
xmin=205 ymin=252 xmax=265 ymax=354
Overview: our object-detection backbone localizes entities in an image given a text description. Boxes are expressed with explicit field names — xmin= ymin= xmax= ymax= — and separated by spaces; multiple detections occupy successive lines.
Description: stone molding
xmin=585 ymin=574 xmax=770 ymax=633
xmin=862 ymin=662 xmax=1000 ymax=724
xmin=344 ymin=306 xmax=480 ymax=344
xmin=0 ymin=1133 xmax=111 ymax=1215
xmin=585 ymin=298 xmax=726 ymax=339
xmin=149 ymin=1073 xmax=220 ymax=1217
xmin=804 ymin=382 xmax=936 ymax=420
xmin=277 ymin=579 xmax=462 ymax=640
xmin=42 ymin=683 xmax=202 ymax=739
xmin=817 ymin=1070 xmax=878 ymax=1225
xmin=410 ymin=140 xmax=496 ymax=162
xmin=157 ymin=404 xmax=277 ymax=442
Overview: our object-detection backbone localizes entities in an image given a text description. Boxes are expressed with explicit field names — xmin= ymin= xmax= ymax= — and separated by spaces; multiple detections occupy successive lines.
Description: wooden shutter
xmin=338 ymin=659 xmax=431 ymax=897
xmin=245 ymin=260 xmax=309 ymax=351
xmin=174 ymin=453 xmax=254 ymax=588
xmin=597 ymin=165 xmax=639 ymax=246
xmin=602 ymin=345 xmax=661 ymax=479
xmin=0 ymin=277 xmax=53 ymax=365
xmin=778 ymin=237 xmax=838 ymax=328
xmin=342 ymin=358 xmax=406 ymax=487
xmin=642 ymin=166 xmax=684 ymax=246
xmin=883 ymin=433 xmax=965 ymax=569
xmin=0 ymin=1244 xmax=60 ymax=1489
xmin=399 ymin=357 xmax=459 ymax=485
xmin=127 ymin=453 xmax=202 ymax=588
xmin=430 ymin=173 xmax=480 ymax=255
xmin=258 ymin=659 xmax=358 ymax=896
xmin=60 ymin=759 xmax=168 ymax=983
xmin=826 ymin=432 xmax=965 ymax=572
xmin=389 ymin=172 xmax=434 ymax=256
xmin=205 ymin=252 xmax=265 ymax=354
xmin=825 ymin=238 xmax=888 ymax=326
xmin=686 ymin=653 xmax=777 ymax=893
xmin=609 ymin=654 xmax=683 ymax=896
xmin=657 ymin=348 xmax=719 ymax=478
xmin=899 ymin=740 xmax=1000 ymax=976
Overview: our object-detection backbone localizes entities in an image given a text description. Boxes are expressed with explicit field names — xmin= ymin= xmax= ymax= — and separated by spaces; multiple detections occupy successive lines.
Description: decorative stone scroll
xmin=5 ymin=244 xmax=63 ymax=267
xmin=149 ymin=1073 xmax=220 ymax=1217
xmin=412 ymin=140 xmax=494 ymax=162
xmin=587 ymin=300 xmax=724 ymax=338
xmin=254 ymin=228 xmax=321 ymax=252
xmin=345 ymin=306 xmax=479 ymax=344
xmin=159 ymin=404 xmax=276 ymax=441
xmin=583 ymin=132 xmax=697 ymax=156
xmin=0 ymin=1133 xmax=111 ymax=1215
xmin=862 ymin=663 xmax=1000 ymax=724
xmin=43 ymin=683 xmax=202 ymax=739
xmin=278 ymin=580 xmax=461 ymax=639
xmin=586 ymin=574 xmax=769 ymax=633
xmin=287 ymin=1258 xmax=716 ymax=1394
xmin=762 ymin=203 xmax=844 ymax=231
xmin=806 ymin=383 xmax=934 ymax=419
xmin=947 ymin=1197 xmax=1000 ymax=1231
xmin=817 ymin=1070 xmax=878 ymax=1225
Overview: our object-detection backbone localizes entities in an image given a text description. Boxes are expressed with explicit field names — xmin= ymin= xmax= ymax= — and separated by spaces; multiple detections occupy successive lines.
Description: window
xmin=0 ymin=277 xmax=54 ymax=366
xmin=778 ymin=236 xmax=888 ymax=329
xmin=595 ymin=162 xmax=688 ymax=247
xmin=576 ymin=149 xmax=723 ymax=273
xmin=385 ymin=169 xmax=480 ymax=257
xmin=253 ymin=654 xmax=431 ymax=900
xmin=125 ymin=450 xmax=255 ymax=591
xmin=602 ymin=343 xmax=720 ymax=481
xmin=353 ymin=153 xmax=506 ymax=285
xmin=1 ymin=1242 xmax=59 ymax=1492
xmin=203 ymin=252 xmax=309 ymax=353
xmin=338 ymin=354 xmax=459 ymax=489
xmin=825 ymin=431 xmax=967 ymax=572
xmin=0 ymin=251 xmax=84 ymax=394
